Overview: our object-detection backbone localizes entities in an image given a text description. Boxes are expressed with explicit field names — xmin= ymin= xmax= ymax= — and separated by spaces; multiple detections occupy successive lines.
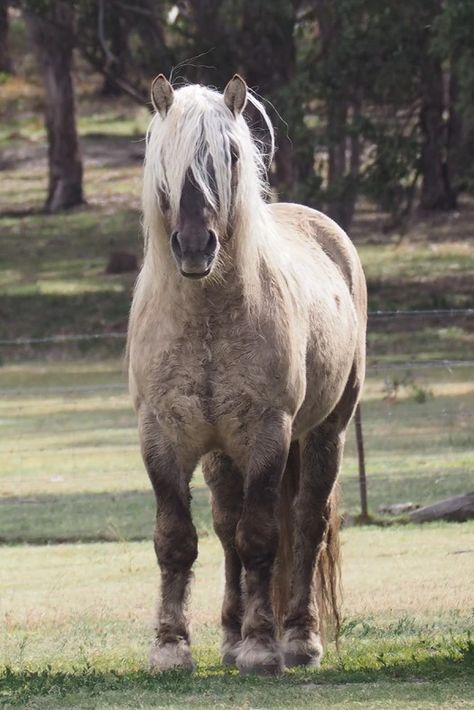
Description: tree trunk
xmin=0 ymin=2 xmax=12 ymax=73
xmin=409 ymin=493 xmax=474 ymax=523
xmin=313 ymin=1 xmax=360 ymax=230
xmin=239 ymin=0 xmax=313 ymax=201
xmin=326 ymin=98 xmax=360 ymax=230
xmin=446 ymin=66 xmax=474 ymax=196
xmin=25 ymin=2 xmax=83 ymax=212
xmin=100 ymin=11 xmax=129 ymax=97
xmin=327 ymin=98 xmax=348 ymax=226
xmin=419 ymin=52 xmax=456 ymax=211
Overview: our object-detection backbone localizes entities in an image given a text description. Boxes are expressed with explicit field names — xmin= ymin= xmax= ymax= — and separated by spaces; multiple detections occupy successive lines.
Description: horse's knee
xmin=235 ymin=516 xmax=278 ymax=572
xmin=154 ymin=519 xmax=198 ymax=571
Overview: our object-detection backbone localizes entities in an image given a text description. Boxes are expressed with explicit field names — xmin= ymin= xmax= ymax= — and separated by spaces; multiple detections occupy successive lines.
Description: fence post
xmin=354 ymin=402 xmax=369 ymax=520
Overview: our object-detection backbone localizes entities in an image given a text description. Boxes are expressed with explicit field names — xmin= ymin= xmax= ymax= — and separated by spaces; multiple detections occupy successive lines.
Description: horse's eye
xmin=230 ymin=146 xmax=239 ymax=166
xmin=159 ymin=190 xmax=170 ymax=212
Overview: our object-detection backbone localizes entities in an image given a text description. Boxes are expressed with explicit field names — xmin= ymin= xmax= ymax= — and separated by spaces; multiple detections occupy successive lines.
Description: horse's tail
xmin=272 ymin=446 xmax=342 ymax=643
xmin=272 ymin=443 xmax=299 ymax=625
xmin=316 ymin=485 xmax=342 ymax=644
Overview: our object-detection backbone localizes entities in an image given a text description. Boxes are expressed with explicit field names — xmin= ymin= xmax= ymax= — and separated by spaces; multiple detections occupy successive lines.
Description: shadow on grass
xmin=0 ymin=292 xmax=132 ymax=342
xmin=2 ymin=468 xmax=473 ymax=545
xmin=0 ymin=207 xmax=46 ymax=219
xmin=367 ymin=276 xmax=474 ymax=311
xmin=1 ymin=636 xmax=473 ymax=708
xmin=0 ymin=487 xmax=213 ymax=545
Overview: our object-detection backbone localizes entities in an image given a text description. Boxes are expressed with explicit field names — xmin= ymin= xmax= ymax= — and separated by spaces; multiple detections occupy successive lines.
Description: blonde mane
xmin=141 ymin=82 xmax=317 ymax=313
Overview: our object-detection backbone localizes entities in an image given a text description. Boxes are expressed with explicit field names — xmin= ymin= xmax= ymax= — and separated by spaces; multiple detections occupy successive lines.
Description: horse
xmin=127 ymin=74 xmax=367 ymax=676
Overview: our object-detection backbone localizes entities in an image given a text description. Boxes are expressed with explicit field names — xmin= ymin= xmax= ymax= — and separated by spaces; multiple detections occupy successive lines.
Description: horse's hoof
xmin=221 ymin=631 xmax=241 ymax=668
xmin=236 ymin=636 xmax=283 ymax=676
xmin=222 ymin=649 xmax=239 ymax=667
xmin=149 ymin=639 xmax=195 ymax=672
xmin=282 ymin=630 xmax=323 ymax=669
xmin=284 ymin=651 xmax=322 ymax=668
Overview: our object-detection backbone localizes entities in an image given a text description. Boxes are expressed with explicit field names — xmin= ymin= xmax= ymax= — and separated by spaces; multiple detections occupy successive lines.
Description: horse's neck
xmin=146 ymin=251 xmax=244 ymax=322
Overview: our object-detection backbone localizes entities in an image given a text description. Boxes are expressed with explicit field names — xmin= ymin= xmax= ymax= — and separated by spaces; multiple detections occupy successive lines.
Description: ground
xmin=0 ymin=359 xmax=473 ymax=544
xmin=1 ymin=67 xmax=474 ymax=709
xmin=1 ymin=526 xmax=474 ymax=709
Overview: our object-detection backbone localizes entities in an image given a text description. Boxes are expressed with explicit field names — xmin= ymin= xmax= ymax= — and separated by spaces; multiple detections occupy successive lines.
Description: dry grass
xmin=1 ymin=526 xmax=473 ymax=708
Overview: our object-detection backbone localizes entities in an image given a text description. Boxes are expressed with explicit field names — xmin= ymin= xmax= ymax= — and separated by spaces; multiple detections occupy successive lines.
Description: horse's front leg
xmin=139 ymin=408 xmax=198 ymax=671
xmin=203 ymin=452 xmax=244 ymax=667
xmin=234 ymin=409 xmax=292 ymax=675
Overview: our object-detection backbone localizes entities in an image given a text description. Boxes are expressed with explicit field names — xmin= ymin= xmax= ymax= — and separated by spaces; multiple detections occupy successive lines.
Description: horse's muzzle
xmin=180 ymin=265 xmax=212 ymax=280
xmin=171 ymin=229 xmax=218 ymax=279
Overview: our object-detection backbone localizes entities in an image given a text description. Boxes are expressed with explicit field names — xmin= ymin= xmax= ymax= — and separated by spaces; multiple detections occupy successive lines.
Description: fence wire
xmin=0 ymin=307 xmax=472 ymax=348
xmin=0 ymin=308 xmax=473 ymax=523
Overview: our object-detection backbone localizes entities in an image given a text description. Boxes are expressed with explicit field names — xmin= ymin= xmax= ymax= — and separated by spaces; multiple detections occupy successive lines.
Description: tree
xmin=0 ymin=1 xmax=13 ymax=73
xmin=24 ymin=1 xmax=83 ymax=212
xmin=433 ymin=0 xmax=474 ymax=195
xmin=419 ymin=10 xmax=456 ymax=211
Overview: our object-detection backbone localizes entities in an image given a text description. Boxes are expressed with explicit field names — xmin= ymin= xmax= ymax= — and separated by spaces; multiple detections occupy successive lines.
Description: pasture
xmin=1 ymin=526 xmax=473 ymax=709
xmin=1 ymin=84 xmax=474 ymax=708
xmin=1 ymin=359 xmax=473 ymax=544
xmin=1 ymin=359 xmax=473 ymax=708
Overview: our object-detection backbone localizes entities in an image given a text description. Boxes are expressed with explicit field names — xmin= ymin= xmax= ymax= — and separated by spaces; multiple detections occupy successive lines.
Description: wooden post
xmin=354 ymin=402 xmax=369 ymax=520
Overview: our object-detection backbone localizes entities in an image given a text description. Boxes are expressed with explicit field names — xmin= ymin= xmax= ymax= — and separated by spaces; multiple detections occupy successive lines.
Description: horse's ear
xmin=151 ymin=74 xmax=174 ymax=118
xmin=224 ymin=74 xmax=247 ymax=116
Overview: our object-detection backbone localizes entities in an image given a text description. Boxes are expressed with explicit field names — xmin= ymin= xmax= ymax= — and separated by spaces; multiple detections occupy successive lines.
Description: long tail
xmin=272 ymin=442 xmax=299 ymax=624
xmin=272 ymin=447 xmax=342 ymax=642
xmin=316 ymin=485 xmax=342 ymax=643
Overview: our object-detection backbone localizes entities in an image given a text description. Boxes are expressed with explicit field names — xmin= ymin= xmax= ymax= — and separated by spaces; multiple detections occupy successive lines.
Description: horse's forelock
xmin=145 ymin=85 xmax=272 ymax=230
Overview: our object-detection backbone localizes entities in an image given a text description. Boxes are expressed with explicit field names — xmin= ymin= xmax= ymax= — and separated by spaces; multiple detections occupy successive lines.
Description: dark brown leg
xmin=202 ymin=452 xmax=244 ymax=666
xmin=139 ymin=409 xmax=198 ymax=671
xmin=282 ymin=423 xmax=343 ymax=668
xmin=234 ymin=409 xmax=291 ymax=675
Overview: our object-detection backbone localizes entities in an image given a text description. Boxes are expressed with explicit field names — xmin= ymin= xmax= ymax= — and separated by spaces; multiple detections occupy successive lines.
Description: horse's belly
xmin=292 ymin=309 xmax=358 ymax=437
xmin=292 ymin=359 xmax=353 ymax=437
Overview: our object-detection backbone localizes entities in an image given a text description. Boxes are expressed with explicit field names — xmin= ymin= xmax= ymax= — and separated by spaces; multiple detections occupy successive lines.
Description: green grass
xmin=1 ymin=78 xmax=473 ymax=353
xmin=0 ymin=359 xmax=472 ymax=544
xmin=1 ymin=74 xmax=474 ymax=707
xmin=1 ymin=527 xmax=473 ymax=708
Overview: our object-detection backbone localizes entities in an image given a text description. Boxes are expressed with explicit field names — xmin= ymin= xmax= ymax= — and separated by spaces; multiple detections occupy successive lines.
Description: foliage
xmin=6 ymin=0 xmax=474 ymax=221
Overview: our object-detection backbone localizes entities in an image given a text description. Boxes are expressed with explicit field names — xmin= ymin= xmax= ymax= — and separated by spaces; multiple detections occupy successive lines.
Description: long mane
xmin=141 ymin=82 xmax=315 ymax=313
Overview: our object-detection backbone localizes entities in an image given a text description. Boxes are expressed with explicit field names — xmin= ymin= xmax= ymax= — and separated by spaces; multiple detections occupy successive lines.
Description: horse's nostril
xmin=206 ymin=230 xmax=217 ymax=255
xmin=171 ymin=231 xmax=182 ymax=259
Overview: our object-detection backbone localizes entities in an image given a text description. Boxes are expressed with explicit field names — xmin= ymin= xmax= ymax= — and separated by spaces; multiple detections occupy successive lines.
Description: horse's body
xmin=127 ymin=76 xmax=366 ymax=675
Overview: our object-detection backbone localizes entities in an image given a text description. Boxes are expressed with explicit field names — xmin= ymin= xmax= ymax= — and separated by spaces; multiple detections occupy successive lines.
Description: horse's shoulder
xmin=268 ymin=202 xmax=366 ymax=305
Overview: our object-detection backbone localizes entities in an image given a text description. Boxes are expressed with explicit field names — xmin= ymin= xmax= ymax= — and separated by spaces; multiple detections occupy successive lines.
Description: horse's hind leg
xmin=203 ymin=452 xmax=244 ymax=666
xmin=138 ymin=408 xmax=198 ymax=672
xmin=282 ymin=365 xmax=362 ymax=668
xmin=282 ymin=422 xmax=344 ymax=668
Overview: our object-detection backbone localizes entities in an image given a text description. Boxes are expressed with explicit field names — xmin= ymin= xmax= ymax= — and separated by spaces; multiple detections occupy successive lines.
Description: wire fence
xmin=0 ymin=308 xmax=472 ymax=535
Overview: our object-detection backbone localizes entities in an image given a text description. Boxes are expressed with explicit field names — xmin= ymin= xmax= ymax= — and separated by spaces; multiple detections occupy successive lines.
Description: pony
xmin=127 ymin=74 xmax=367 ymax=675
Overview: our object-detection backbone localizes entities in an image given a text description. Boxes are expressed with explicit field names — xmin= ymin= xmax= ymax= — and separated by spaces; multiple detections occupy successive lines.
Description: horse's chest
xmin=146 ymin=321 xmax=299 ymax=447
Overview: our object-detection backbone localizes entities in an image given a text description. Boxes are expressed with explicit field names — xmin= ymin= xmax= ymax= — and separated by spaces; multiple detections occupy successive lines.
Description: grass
xmin=1 ymin=526 xmax=473 ymax=708
xmin=0 ymin=359 xmax=472 ymax=544
xmin=1 ymin=75 xmax=473 ymax=355
xmin=1 ymin=70 xmax=474 ymax=708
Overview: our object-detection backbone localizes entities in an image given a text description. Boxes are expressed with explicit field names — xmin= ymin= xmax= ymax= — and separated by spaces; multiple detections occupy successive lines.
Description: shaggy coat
xmin=127 ymin=75 xmax=367 ymax=675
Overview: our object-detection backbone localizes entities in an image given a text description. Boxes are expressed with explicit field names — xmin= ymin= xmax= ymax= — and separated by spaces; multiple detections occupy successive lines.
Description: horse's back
xmin=268 ymin=202 xmax=367 ymax=435
xmin=268 ymin=202 xmax=366 ymax=319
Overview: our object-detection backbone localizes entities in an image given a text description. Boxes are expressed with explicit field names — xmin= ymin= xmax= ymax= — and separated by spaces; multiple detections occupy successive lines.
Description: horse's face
xmin=150 ymin=74 xmax=249 ymax=280
xmin=164 ymin=172 xmax=220 ymax=280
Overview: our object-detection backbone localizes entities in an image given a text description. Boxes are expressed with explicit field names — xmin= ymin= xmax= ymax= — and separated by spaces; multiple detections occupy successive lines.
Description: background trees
xmin=5 ymin=0 xmax=474 ymax=226
xmin=24 ymin=1 xmax=84 ymax=212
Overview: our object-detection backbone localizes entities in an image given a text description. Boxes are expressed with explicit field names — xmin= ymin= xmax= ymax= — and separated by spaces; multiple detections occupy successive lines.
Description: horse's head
xmin=145 ymin=75 xmax=273 ymax=281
